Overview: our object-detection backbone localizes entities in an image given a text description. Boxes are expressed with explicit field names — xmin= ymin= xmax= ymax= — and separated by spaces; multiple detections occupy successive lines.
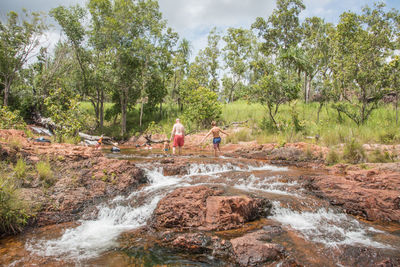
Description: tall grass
xmin=0 ymin=165 xmax=29 ymax=235
xmin=79 ymin=100 xmax=400 ymax=146
xmin=220 ymin=101 xmax=400 ymax=146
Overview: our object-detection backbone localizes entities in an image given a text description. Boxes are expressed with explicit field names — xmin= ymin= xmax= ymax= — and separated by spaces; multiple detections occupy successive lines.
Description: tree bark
xmin=100 ymin=88 xmax=104 ymax=130
xmin=140 ymin=101 xmax=144 ymax=128
xmin=120 ymin=87 xmax=128 ymax=136
xmin=3 ymin=80 xmax=11 ymax=107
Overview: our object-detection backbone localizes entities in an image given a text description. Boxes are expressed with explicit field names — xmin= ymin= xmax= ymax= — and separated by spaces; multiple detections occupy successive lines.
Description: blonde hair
xmin=211 ymin=121 xmax=216 ymax=126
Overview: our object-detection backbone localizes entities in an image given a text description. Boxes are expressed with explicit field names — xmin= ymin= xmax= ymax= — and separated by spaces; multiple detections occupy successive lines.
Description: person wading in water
xmin=170 ymin=118 xmax=185 ymax=155
xmin=200 ymin=121 xmax=229 ymax=157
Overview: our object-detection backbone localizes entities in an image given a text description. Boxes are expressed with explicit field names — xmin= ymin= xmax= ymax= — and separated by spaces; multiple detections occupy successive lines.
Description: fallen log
xmin=144 ymin=134 xmax=168 ymax=144
xmin=78 ymin=132 xmax=114 ymax=145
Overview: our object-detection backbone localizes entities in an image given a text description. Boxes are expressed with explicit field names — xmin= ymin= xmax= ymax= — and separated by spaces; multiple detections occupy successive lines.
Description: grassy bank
xmin=79 ymin=101 xmax=400 ymax=146
xmin=221 ymin=101 xmax=400 ymax=146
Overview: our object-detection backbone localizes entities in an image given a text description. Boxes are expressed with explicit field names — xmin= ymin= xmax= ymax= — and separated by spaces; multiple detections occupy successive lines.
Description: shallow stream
xmin=1 ymin=149 xmax=399 ymax=266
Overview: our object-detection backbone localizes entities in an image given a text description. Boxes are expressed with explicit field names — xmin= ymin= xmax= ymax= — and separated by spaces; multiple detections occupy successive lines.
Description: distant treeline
xmin=1 ymin=0 xmax=400 ymax=139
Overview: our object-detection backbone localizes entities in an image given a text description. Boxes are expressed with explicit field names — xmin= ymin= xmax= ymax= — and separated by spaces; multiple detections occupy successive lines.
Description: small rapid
xmin=1 ymin=155 xmax=396 ymax=266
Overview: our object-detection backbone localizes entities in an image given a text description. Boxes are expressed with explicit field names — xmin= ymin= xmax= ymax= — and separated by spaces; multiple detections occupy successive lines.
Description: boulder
xmin=202 ymin=196 xmax=271 ymax=230
xmin=151 ymin=186 xmax=271 ymax=231
xmin=230 ymin=230 xmax=285 ymax=266
xmin=162 ymin=164 xmax=188 ymax=176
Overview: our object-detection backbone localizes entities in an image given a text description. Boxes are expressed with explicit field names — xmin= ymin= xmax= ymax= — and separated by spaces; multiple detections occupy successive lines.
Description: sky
xmin=1 ymin=0 xmax=400 ymax=57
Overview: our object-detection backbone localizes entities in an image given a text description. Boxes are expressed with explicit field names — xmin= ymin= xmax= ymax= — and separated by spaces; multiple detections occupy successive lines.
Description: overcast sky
xmin=1 ymin=0 xmax=400 ymax=56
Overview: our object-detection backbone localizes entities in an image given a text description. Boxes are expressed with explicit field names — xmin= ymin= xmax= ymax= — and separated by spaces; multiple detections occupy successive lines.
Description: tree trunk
xmin=304 ymin=74 xmax=308 ymax=103
xmin=159 ymin=102 xmax=162 ymax=120
xmin=120 ymin=88 xmax=127 ymax=136
xmin=267 ymin=104 xmax=279 ymax=129
xmin=395 ymin=93 xmax=398 ymax=125
xmin=99 ymin=88 xmax=104 ymax=130
xmin=140 ymin=101 xmax=144 ymax=128
xmin=3 ymin=81 xmax=10 ymax=107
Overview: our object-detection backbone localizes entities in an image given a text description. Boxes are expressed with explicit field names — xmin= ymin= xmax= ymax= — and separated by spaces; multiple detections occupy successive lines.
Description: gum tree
xmin=0 ymin=10 xmax=46 ymax=106
xmin=329 ymin=4 xmax=397 ymax=125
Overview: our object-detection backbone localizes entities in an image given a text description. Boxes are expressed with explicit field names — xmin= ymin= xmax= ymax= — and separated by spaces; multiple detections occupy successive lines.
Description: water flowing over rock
xmin=302 ymin=167 xmax=400 ymax=223
xmin=151 ymin=185 xmax=272 ymax=231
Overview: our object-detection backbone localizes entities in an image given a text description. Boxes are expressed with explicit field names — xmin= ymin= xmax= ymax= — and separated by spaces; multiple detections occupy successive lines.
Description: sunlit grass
xmin=79 ymin=100 xmax=400 ymax=145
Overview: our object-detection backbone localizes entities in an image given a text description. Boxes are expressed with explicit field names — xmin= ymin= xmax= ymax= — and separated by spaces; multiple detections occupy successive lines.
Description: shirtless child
xmin=170 ymin=118 xmax=185 ymax=155
xmin=200 ymin=121 xmax=229 ymax=157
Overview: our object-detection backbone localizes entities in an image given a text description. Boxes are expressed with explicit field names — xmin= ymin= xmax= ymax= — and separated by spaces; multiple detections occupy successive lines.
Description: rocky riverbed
xmin=0 ymin=129 xmax=399 ymax=266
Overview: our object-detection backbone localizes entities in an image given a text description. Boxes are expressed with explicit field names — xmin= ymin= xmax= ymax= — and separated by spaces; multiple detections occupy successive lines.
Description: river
xmin=1 ymin=149 xmax=399 ymax=266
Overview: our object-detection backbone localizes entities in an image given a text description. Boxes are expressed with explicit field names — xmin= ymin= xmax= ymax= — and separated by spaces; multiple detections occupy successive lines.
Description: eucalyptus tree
xmin=170 ymin=39 xmax=192 ymax=110
xmin=251 ymin=0 xmax=304 ymax=127
xmin=0 ymin=10 xmax=46 ymax=106
xmin=191 ymin=28 xmax=221 ymax=93
xmin=329 ymin=3 xmax=397 ymax=125
xmin=88 ymin=0 xmax=173 ymax=135
xmin=222 ymin=27 xmax=255 ymax=102
xmin=301 ymin=17 xmax=332 ymax=103
xmin=252 ymin=0 xmax=305 ymax=54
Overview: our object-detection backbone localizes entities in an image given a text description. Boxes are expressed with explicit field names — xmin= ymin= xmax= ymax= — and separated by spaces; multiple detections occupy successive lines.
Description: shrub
xmin=0 ymin=106 xmax=26 ymax=130
xmin=36 ymin=161 xmax=54 ymax=187
xmin=0 ymin=175 xmax=29 ymax=235
xmin=343 ymin=139 xmax=366 ymax=164
xmin=368 ymin=149 xmax=395 ymax=163
xmin=14 ymin=158 xmax=27 ymax=182
xmin=379 ymin=131 xmax=399 ymax=144
xmin=9 ymin=138 xmax=22 ymax=151
xmin=326 ymin=149 xmax=340 ymax=165
xmin=225 ymin=129 xmax=252 ymax=144
xmin=182 ymin=85 xmax=222 ymax=128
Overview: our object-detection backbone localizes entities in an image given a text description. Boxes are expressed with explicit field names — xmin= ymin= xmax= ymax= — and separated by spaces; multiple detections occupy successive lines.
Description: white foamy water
xmin=234 ymin=174 xmax=299 ymax=196
xmin=186 ymin=163 xmax=288 ymax=176
xmin=270 ymin=202 xmax=390 ymax=249
xmin=27 ymin=196 xmax=162 ymax=260
xmin=25 ymin=160 xmax=394 ymax=263
xmin=26 ymin=169 xmax=181 ymax=260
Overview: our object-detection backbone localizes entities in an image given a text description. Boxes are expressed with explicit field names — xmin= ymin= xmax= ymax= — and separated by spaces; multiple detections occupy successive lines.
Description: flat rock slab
xmin=151 ymin=186 xmax=271 ymax=231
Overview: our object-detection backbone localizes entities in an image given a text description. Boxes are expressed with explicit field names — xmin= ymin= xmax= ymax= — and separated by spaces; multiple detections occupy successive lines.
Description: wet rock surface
xmin=302 ymin=166 xmax=400 ymax=223
xmin=0 ymin=129 xmax=147 ymax=228
xmin=338 ymin=245 xmax=400 ymax=267
xmin=151 ymin=186 xmax=271 ymax=231
xmin=230 ymin=230 xmax=285 ymax=266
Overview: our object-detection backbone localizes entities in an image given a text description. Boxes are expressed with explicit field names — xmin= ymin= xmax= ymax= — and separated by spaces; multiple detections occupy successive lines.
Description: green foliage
xmin=0 ymin=106 xmax=26 ymax=130
xmin=182 ymin=86 xmax=222 ymax=128
xmin=36 ymin=161 xmax=54 ymax=187
xmin=44 ymin=88 xmax=83 ymax=142
xmin=0 ymin=10 xmax=47 ymax=106
xmin=326 ymin=148 xmax=340 ymax=165
xmin=343 ymin=139 xmax=366 ymax=164
xmin=0 ymin=173 xmax=29 ymax=235
xmin=225 ymin=129 xmax=252 ymax=144
xmin=14 ymin=158 xmax=27 ymax=182
xmin=144 ymin=121 xmax=163 ymax=136
xmin=368 ymin=149 xmax=396 ymax=163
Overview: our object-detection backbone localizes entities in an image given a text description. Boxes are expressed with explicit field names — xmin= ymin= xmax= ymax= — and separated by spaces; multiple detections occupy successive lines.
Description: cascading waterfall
xmin=25 ymin=160 xmax=396 ymax=263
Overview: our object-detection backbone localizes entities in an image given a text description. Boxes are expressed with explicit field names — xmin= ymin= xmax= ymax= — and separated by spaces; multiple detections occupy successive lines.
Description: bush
xmin=36 ymin=161 xmax=54 ymax=187
xmin=182 ymin=86 xmax=222 ymax=128
xmin=343 ymin=139 xmax=366 ymax=164
xmin=14 ymin=158 xmax=27 ymax=182
xmin=0 ymin=175 xmax=29 ymax=235
xmin=368 ymin=149 xmax=395 ymax=163
xmin=0 ymin=106 xmax=26 ymax=130
xmin=326 ymin=149 xmax=340 ymax=165
xmin=225 ymin=129 xmax=252 ymax=144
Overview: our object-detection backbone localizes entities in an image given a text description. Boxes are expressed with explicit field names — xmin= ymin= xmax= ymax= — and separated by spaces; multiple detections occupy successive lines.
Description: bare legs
xmin=213 ymin=145 xmax=221 ymax=157
xmin=173 ymin=146 xmax=182 ymax=155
